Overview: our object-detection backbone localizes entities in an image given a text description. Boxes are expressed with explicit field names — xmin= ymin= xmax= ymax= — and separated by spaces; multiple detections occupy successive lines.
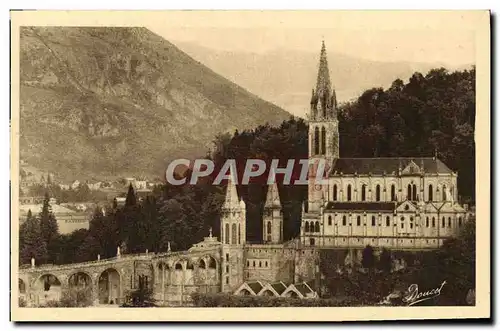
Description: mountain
xmin=19 ymin=27 xmax=291 ymax=181
xmin=172 ymin=41 xmax=472 ymax=117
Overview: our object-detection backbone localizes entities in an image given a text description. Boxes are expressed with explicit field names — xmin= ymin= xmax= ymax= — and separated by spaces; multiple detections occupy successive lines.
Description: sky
xmin=147 ymin=11 xmax=478 ymax=66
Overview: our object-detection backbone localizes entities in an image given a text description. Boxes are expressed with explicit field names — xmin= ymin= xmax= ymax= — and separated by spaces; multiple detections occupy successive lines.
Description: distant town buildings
xmin=19 ymin=203 xmax=90 ymax=234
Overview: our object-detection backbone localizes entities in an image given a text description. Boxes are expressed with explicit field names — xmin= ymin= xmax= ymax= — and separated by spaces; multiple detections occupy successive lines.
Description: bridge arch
xmin=68 ymin=271 xmax=93 ymax=289
xmin=98 ymin=268 xmax=121 ymax=305
xmin=19 ymin=278 xmax=26 ymax=294
xmin=32 ymin=273 xmax=63 ymax=306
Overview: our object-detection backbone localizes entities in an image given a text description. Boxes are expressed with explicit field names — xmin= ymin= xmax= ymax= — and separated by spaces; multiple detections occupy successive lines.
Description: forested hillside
xmin=339 ymin=67 xmax=475 ymax=201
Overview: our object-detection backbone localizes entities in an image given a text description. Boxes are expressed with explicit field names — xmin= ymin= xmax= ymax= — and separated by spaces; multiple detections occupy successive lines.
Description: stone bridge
xmin=18 ymin=247 xmax=223 ymax=307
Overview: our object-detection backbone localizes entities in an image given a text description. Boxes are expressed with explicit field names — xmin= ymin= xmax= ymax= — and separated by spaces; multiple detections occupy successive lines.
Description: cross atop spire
xmin=315 ymin=40 xmax=332 ymax=101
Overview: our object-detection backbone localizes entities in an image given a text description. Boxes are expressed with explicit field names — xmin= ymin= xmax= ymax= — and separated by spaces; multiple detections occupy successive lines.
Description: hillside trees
xmin=338 ymin=67 xmax=475 ymax=201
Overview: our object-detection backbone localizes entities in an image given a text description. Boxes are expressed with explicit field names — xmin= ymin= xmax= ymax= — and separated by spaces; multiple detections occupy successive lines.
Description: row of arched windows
xmin=304 ymin=221 xmax=320 ymax=233
xmin=319 ymin=215 xmax=464 ymax=228
xmin=332 ymin=184 xmax=395 ymax=202
xmin=331 ymin=183 xmax=453 ymax=202
xmin=313 ymin=126 xmax=327 ymax=155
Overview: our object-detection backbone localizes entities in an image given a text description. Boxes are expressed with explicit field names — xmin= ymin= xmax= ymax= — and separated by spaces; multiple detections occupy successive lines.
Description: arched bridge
xmin=18 ymin=248 xmax=223 ymax=307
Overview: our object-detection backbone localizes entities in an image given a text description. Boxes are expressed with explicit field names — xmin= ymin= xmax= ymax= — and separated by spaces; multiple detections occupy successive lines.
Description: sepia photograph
xmin=10 ymin=10 xmax=490 ymax=321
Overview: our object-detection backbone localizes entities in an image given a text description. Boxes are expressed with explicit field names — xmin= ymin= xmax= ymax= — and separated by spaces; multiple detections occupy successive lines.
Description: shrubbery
xmin=38 ymin=288 xmax=93 ymax=307
xmin=190 ymin=292 xmax=360 ymax=307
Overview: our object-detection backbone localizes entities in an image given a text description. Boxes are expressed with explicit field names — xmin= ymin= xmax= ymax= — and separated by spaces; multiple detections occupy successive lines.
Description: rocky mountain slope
xmin=19 ymin=27 xmax=290 ymax=181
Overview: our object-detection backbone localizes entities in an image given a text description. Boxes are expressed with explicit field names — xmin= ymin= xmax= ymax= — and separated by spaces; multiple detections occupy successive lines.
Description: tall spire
xmin=265 ymin=183 xmax=280 ymax=208
xmin=315 ymin=40 xmax=332 ymax=100
xmin=223 ymin=166 xmax=240 ymax=208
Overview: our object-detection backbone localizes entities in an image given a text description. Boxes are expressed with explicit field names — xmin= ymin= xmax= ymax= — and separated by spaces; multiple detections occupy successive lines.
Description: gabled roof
xmin=330 ymin=157 xmax=453 ymax=175
xmin=234 ymin=281 xmax=265 ymax=296
xmin=325 ymin=202 xmax=396 ymax=212
xmin=395 ymin=200 xmax=418 ymax=212
xmin=270 ymin=281 xmax=288 ymax=295
xmin=247 ymin=281 xmax=264 ymax=295
xmin=294 ymin=282 xmax=315 ymax=296
xmin=434 ymin=201 xmax=467 ymax=213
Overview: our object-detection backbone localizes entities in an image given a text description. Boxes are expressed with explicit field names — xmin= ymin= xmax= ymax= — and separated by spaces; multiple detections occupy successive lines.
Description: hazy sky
xmin=147 ymin=11 xmax=478 ymax=66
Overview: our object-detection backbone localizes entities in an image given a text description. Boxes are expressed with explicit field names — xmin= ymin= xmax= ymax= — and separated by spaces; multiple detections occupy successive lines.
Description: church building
xmin=301 ymin=41 xmax=472 ymax=250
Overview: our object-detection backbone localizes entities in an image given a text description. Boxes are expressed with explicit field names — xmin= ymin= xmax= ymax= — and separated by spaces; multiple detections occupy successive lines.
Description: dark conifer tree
xmin=39 ymin=192 xmax=60 ymax=263
xmin=20 ymin=209 xmax=48 ymax=265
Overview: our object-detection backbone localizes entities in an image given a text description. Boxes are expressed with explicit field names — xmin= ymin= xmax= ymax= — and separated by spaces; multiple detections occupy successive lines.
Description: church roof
xmin=325 ymin=202 xmax=396 ymax=212
xmin=330 ymin=157 xmax=453 ymax=175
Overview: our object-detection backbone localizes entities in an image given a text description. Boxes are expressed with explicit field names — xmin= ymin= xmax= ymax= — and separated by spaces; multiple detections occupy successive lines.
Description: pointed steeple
xmin=223 ymin=167 xmax=240 ymax=209
xmin=265 ymin=183 xmax=280 ymax=208
xmin=315 ymin=40 xmax=332 ymax=101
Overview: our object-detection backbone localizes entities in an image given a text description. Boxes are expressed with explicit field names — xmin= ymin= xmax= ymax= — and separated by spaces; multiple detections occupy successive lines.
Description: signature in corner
xmin=402 ymin=281 xmax=447 ymax=306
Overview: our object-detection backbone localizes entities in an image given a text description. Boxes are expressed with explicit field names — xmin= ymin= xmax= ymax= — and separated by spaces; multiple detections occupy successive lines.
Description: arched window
xmin=361 ymin=184 xmax=367 ymax=201
xmin=225 ymin=223 xmax=229 ymax=244
xmin=442 ymin=217 xmax=446 ymax=228
xmin=432 ymin=217 xmax=436 ymax=227
xmin=371 ymin=216 xmax=376 ymax=226
xmin=407 ymin=184 xmax=412 ymax=200
xmin=428 ymin=184 xmax=433 ymax=201
xmin=376 ymin=185 xmax=381 ymax=201
xmin=386 ymin=216 xmax=390 ymax=227
xmin=315 ymin=221 xmax=320 ymax=232
xmin=342 ymin=216 xmax=347 ymax=226
xmin=333 ymin=184 xmax=338 ymax=201
xmin=448 ymin=217 xmax=452 ymax=228
xmin=238 ymin=224 xmax=241 ymax=244
xmin=401 ymin=216 xmax=405 ymax=229
xmin=321 ymin=127 xmax=326 ymax=155
xmin=314 ymin=127 xmax=320 ymax=155
xmin=459 ymin=217 xmax=463 ymax=227
xmin=347 ymin=185 xmax=352 ymax=201
xmin=328 ymin=215 xmax=332 ymax=226
xmin=231 ymin=224 xmax=237 ymax=245
xmin=410 ymin=217 xmax=414 ymax=229
xmin=267 ymin=221 xmax=272 ymax=235
xmin=443 ymin=185 xmax=447 ymax=201
xmin=391 ymin=185 xmax=396 ymax=201
xmin=357 ymin=216 xmax=361 ymax=226
xmin=304 ymin=221 xmax=310 ymax=233
xmin=426 ymin=217 xmax=429 ymax=228
xmin=412 ymin=184 xmax=417 ymax=201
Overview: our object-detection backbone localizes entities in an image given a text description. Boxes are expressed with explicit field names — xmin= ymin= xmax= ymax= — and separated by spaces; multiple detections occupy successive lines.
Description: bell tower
xmin=307 ymin=41 xmax=339 ymax=212
xmin=219 ymin=167 xmax=246 ymax=292
xmin=308 ymin=40 xmax=339 ymax=161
